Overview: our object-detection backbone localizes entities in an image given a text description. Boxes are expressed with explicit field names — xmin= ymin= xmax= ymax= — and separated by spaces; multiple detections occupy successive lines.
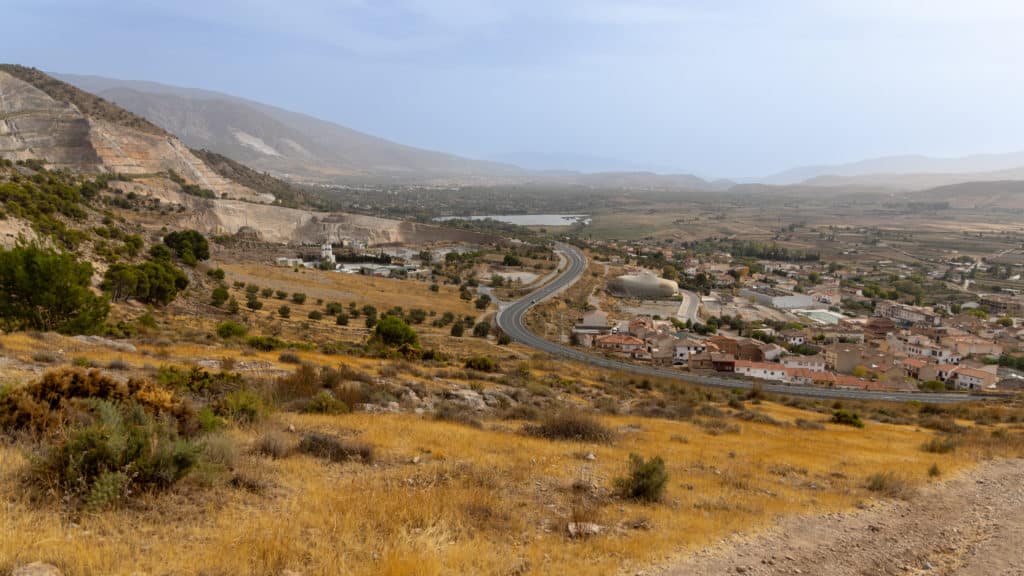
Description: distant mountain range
xmin=762 ymin=151 xmax=1024 ymax=190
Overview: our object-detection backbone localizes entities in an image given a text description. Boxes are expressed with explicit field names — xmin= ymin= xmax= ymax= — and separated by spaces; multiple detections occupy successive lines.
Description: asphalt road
xmin=496 ymin=242 xmax=976 ymax=404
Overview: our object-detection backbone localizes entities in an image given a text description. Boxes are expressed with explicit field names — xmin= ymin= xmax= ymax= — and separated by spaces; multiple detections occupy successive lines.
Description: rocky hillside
xmin=0 ymin=65 xmax=497 ymax=246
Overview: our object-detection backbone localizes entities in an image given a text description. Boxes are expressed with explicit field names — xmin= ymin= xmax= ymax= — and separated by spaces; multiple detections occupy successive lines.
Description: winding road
xmin=496 ymin=243 xmax=975 ymax=404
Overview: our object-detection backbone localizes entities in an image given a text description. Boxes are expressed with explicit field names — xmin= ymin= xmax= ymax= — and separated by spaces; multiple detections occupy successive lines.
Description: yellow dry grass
xmin=218 ymin=262 xmax=478 ymax=318
xmin=0 ymin=403 xmax=973 ymax=576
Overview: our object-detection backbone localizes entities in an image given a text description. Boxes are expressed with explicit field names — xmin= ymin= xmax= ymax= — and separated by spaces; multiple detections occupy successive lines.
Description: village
xmin=571 ymin=238 xmax=1024 ymax=394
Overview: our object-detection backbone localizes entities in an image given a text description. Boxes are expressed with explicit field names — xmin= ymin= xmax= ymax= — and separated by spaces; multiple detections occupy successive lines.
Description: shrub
xmin=795 ymin=418 xmax=825 ymax=430
xmin=291 ymin=292 xmax=307 ymax=304
xmin=278 ymin=352 xmax=301 ymax=364
xmin=473 ymin=322 xmax=491 ymax=338
xmin=106 ymin=358 xmax=130 ymax=371
xmin=864 ymin=471 xmax=914 ymax=499
xmin=297 ymin=432 xmax=373 ymax=463
xmin=278 ymin=305 xmax=291 ymax=318
xmin=32 ymin=351 xmax=57 ymax=364
xmin=374 ymin=316 xmax=419 ymax=348
xmin=450 ymin=322 xmax=464 ymax=337
xmin=0 ymin=368 xmax=185 ymax=436
xmin=335 ymin=312 xmax=349 ymax=326
xmin=246 ymin=296 xmax=263 ymax=310
xmin=206 ymin=267 xmax=225 ymax=281
xmin=497 ymin=332 xmax=512 ymax=345
xmin=464 ymin=355 xmax=497 ymax=372
xmin=433 ymin=400 xmax=482 ymax=428
xmin=227 ymin=297 xmax=240 ymax=314
xmin=253 ymin=431 xmax=294 ymax=459
xmin=29 ymin=400 xmax=202 ymax=510
xmin=216 ymin=320 xmax=248 ymax=339
xmin=614 ymin=453 xmax=668 ymax=502
xmin=308 ymin=310 xmax=323 ymax=321
xmin=696 ymin=417 xmax=741 ymax=435
xmin=162 ymin=229 xmax=209 ymax=265
xmin=526 ymin=410 xmax=615 ymax=443
xmin=0 ymin=245 xmax=109 ymax=334
xmin=211 ymin=286 xmax=229 ymax=307
xmin=217 ymin=389 xmax=266 ymax=424
xmin=305 ymin=390 xmax=349 ymax=414
xmin=260 ymin=288 xmax=274 ymax=298
xmin=928 ymin=463 xmax=941 ymax=478
xmin=831 ymin=409 xmax=864 ymax=428
xmin=73 ymin=356 xmax=96 ymax=368
xmin=246 ymin=335 xmax=286 ymax=351
xmin=325 ymin=302 xmax=344 ymax=315
xmin=921 ymin=436 xmax=959 ymax=454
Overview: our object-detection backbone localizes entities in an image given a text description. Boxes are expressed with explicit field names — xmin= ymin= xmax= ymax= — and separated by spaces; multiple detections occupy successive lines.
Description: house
xmin=734 ymin=360 xmax=788 ymax=381
xmin=594 ymin=334 xmax=645 ymax=354
xmin=780 ymin=330 xmax=807 ymax=346
xmin=941 ymin=335 xmax=1002 ymax=358
xmin=950 ymin=366 xmax=997 ymax=390
xmin=875 ymin=301 xmax=941 ymax=326
xmin=918 ymin=363 xmax=960 ymax=384
xmin=708 ymin=336 xmax=777 ymax=362
xmin=673 ymin=338 xmax=707 ymax=364
xmin=898 ymin=357 xmax=927 ymax=379
xmin=782 ymin=354 xmax=826 ymax=372
xmin=886 ymin=332 xmax=962 ymax=365
xmin=573 ymin=310 xmax=613 ymax=338
xmin=647 ymin=334 xmax=679 ymax=366
xmin=711 ymin=353 xmax=736 ymax=372
xmin=786 ymin=368 xmax=837 ymax=386
xmin=687 ymin=350 xmax=715 ymax=370
xmin=979 ymin=294 xmax=1024 ymax=316
xmin=627 ymin=317 xmax=655 ymax=339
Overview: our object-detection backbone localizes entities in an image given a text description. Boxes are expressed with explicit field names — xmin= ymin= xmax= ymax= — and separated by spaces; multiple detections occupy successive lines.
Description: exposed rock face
xmin=0 ymin=71 xmax=102 ymax=169
xmin=0 ymin=70 xmax=265 ymax=203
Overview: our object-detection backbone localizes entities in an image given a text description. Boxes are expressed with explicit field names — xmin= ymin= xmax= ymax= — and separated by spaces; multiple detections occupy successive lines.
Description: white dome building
xmin=607 ymin=271 xmax=678 ymax=299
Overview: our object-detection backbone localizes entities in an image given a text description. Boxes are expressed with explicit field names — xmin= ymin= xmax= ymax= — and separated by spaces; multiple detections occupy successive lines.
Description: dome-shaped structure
xmin=607 ymin=271 xmax=678 ymax=299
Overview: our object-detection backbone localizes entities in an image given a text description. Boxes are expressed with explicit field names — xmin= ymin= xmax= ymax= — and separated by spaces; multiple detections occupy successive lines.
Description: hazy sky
xmin=6 ymin=0 xmax=1024 ymax=177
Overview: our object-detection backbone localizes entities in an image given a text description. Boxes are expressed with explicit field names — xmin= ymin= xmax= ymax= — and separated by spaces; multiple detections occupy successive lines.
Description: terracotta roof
xmin=735 ymin=360 xmax=784 ymax=370
xmin=595 ymin=334 xmax=644 ymax=346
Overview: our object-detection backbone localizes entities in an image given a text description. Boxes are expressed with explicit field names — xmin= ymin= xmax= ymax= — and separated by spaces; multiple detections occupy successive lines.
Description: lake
xmin=433 ymin=214 xmax=591 ymax=226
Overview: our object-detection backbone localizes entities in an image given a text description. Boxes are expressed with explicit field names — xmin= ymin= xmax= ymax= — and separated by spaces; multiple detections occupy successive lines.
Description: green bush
xmin=217 ymin=389 xmax=266 ymax=424
xmin=291 ymin=292 xmax=307 ymax=305
xmin=102 ymin=259 xmax=189 ymax=306
xmin=278 ymin=305 xmax=291 ymax=318
xmin=308 ymin=310 xmax=323 ymax=321
xmin=374 ymin=316 xmax=419 ymax=348
xmin=335 ymin=312 xmax=349 ymax=326
xmin=921 ymin=435 xmax=959 ymax=453
xmin=472 ymin=322 xmax=491 ymax=338
xmin=831 ymin=409 xmax=864 ymax=428
xmin=450 ymin=322 xmax=464 ymax=337
xmin=211 ymin=287 xmax=229 ymax=307
xmin=305 ymin=390 xmax=349 ymax=414
xmin=246 ymin=335 xmax=286 ymax=351
xmin=216 ymin=321 xmax=248 ymax=339
xmin=0 ymin=245 xmax=109 ymax=334
xmin=325 ymin=302 xmax=344 ymax=315
xmin=162 ymin=230 xmax=209 ymax=266
xmin=614 ymin=453 xmax=668 ymax=502
xmin=29 ymin=400 xmax=202 ymax=510
xmin=464 ymin=355 xmax=497 ymax=372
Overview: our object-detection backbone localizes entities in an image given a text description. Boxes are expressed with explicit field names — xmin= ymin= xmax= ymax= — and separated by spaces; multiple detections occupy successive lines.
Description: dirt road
xmin=661 ymin=459 xmax=1024 ymax=576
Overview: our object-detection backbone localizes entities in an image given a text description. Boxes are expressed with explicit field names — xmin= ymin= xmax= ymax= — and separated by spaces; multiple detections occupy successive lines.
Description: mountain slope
xmin=60 ymin=74 xmax=521 ymax=184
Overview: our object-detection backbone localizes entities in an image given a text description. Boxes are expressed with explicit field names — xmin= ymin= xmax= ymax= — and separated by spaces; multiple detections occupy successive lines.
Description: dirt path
xmin=660 ymin=458 xmax=1024 ymax=576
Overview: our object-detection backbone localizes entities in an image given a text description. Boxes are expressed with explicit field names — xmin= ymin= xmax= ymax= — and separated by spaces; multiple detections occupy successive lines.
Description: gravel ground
xmin=660 ymin=458 xmax=1024 ymax=576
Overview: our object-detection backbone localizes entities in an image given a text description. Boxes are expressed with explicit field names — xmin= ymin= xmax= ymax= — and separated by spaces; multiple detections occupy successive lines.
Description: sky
xmin=5 ymin=0 xmax=1024 ymax=178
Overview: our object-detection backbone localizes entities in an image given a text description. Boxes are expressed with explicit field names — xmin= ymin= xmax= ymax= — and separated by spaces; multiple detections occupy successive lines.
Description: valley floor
xmin=660 ymin=458 xmax=1024 ymax=576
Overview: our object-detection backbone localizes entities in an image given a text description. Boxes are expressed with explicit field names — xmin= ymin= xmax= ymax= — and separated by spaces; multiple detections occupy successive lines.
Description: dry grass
xmin=0 ymin=402 xmax=986 ymax=576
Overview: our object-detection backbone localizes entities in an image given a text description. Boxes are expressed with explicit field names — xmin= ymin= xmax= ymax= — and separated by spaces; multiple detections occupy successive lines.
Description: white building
xmin=320 ymin=243 xmax=336 ymax=264
xmin=740 ymin=286 xmax=814 ymax=310
xmin=782 ymin=355 xmax=826 ymax=372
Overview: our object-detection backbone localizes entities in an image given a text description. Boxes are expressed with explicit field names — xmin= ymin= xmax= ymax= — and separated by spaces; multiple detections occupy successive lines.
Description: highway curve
xmin=496 ymin=242 xmax=975 ymax=404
